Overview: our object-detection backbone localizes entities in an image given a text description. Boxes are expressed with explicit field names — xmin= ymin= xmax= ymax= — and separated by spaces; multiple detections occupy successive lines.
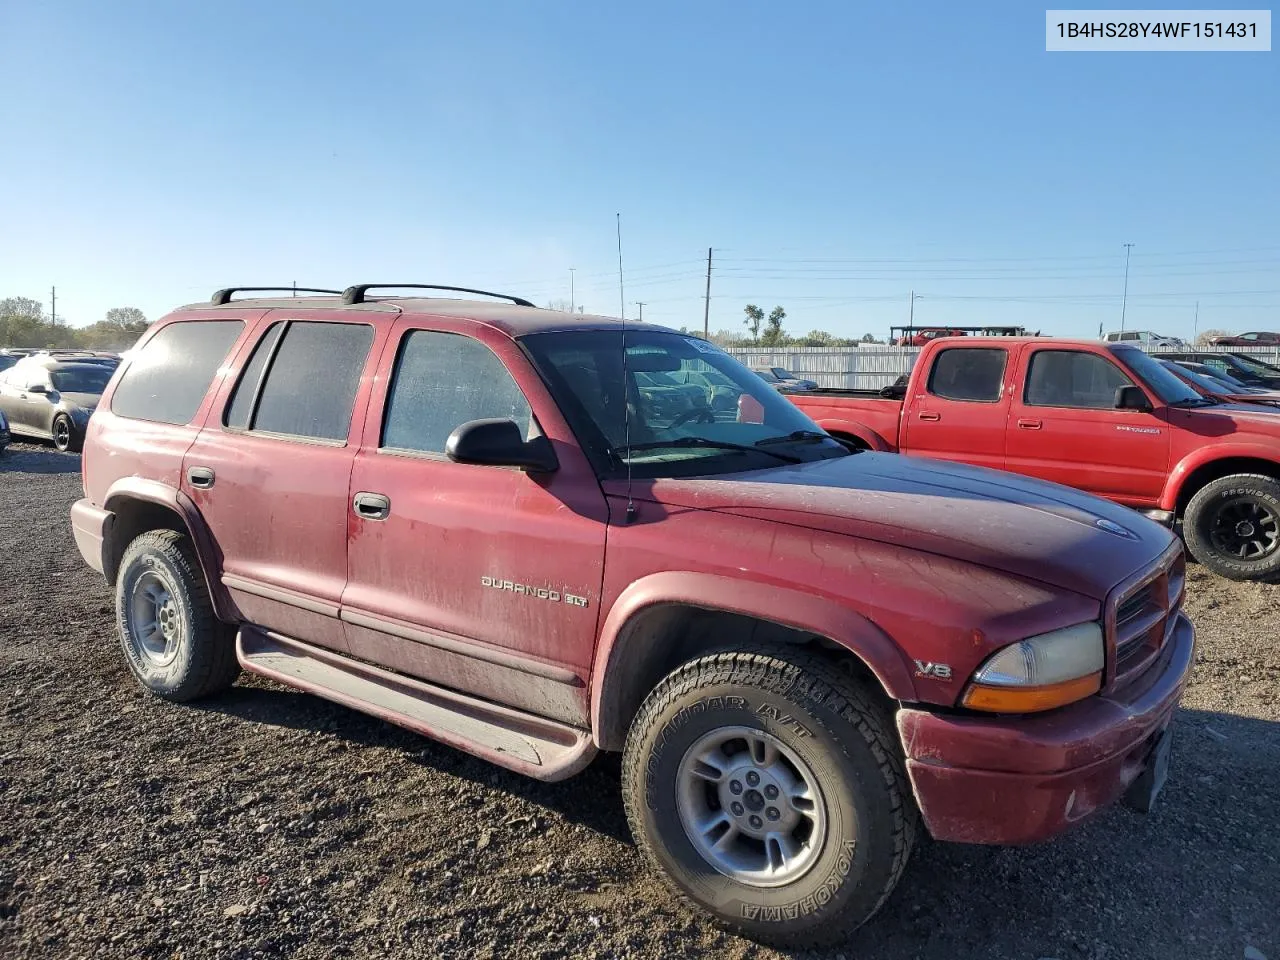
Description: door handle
xmin=1017 ymin=418 xmax=1043 ymax=430
xmin=918 ymin=411 xmax=941 ymax=421
xmin=353 ymin=491 xmax=391 ymax=521
xmin=187 ymin=466 xmax=215 ymax=489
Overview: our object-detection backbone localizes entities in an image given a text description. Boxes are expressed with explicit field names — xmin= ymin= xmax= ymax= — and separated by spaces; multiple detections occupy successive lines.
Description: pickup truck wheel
xmin=621 ymin=648 xmax=914 ymax=948
xmin=1183 ymin=474 xmax=1280 ymax=581
xmin=116 ymin=530 xmax=240 ymax=701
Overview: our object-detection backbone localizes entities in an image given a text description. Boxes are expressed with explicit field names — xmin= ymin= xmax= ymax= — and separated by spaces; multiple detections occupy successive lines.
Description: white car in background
xmin=1102 ymin=330 xmax=1188 ymax=348
xmin=752 ymin=366 xmax=819 ymax=391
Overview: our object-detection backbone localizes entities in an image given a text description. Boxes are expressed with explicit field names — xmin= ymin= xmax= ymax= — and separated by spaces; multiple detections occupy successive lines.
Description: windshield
xmin=1111 ymin=347 xmax=1204 ymax=405
xmin=771 ymin=367 xmax=793 ymax=379
xmin=522 ymin=329 xmax=847 ymax=478
xmin=50 ymin=365 xmax=113 ymax=394
xmin=1229 ymin=353 xmax=1280 ymax=377
xmin=1187 ymin=363 xmax=1249 ymax=389
xmin=1161 ymin=361 xmax=1230 ymax=397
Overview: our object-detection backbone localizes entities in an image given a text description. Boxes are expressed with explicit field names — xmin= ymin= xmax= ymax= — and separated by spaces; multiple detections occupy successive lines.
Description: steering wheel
xmin=669 ymin=407 xmax=717 ymax=427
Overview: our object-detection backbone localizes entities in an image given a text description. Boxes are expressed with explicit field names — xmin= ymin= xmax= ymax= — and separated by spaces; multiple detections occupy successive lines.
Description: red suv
xmin=71 ymin=285 xmax=1194 ymax=947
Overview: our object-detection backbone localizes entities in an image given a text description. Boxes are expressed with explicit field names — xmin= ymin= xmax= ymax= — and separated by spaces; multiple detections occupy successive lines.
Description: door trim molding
xmin=341 ymin=606 xmax=583 ymax=686
xmin=222 ymin=573 xmax=339 ymax=618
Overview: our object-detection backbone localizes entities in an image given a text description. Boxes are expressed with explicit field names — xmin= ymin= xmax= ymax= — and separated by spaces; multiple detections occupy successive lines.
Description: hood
xmin=644 ymin=453 xmax=1173 ymax=600
xmin=1179 ymin=402 xmax=1280 ymax=428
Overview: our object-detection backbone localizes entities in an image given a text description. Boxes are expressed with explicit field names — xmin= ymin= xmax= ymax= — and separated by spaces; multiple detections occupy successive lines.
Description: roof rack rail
xmin=340 ymin=284 xmax=536 ymax=308
xmin=211 ymin=287 xmax=341 ymax=305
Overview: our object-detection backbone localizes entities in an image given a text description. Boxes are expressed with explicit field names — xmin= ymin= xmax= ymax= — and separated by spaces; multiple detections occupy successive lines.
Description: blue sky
xmin=1 ymin=1 xmax=1275 ymax=340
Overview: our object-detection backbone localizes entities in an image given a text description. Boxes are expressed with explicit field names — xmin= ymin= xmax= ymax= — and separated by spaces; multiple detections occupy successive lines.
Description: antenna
xmin=618 ymin=213 xmax=636 ymax=524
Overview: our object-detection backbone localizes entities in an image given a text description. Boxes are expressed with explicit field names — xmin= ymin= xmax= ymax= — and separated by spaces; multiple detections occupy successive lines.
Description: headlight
xmin=961 ymin=622 xmax=1104 ymax=713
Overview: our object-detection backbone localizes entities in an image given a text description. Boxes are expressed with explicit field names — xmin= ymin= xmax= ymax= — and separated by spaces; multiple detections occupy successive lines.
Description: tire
xmin=1183 ymin=473 xmax=1280 ymax=581
xmin=51 ymin=414 xmax=80 ymax=453
xmin=621 ymin=648 xmax=915 ymax=948
xmin=116 ymin=530 xmax=240 ymax=701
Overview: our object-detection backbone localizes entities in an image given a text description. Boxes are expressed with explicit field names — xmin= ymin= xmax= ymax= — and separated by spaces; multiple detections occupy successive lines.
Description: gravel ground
xmin=1 ymin=441 xmax=1277 ymax=960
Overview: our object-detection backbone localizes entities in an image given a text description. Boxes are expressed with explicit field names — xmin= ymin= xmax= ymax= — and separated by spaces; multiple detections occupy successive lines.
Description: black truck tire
xmin=621 ymin=647 xmax=915 ymax=948
xmin=116 ymin=530 xmax=240 ymax=701
xmin=1183 ymin=473 xmax=1280 ymax=581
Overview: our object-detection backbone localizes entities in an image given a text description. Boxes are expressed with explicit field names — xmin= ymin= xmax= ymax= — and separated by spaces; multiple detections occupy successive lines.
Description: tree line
xmin=701 ymin=304 xmax=882 ymax=348
xmin=0 ymin=297 xmax=150 ymax=351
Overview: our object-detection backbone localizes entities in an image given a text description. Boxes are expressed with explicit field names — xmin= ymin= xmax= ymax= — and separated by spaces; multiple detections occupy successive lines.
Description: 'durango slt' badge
xmin=480 ymin=576 xmax=589 ymax=608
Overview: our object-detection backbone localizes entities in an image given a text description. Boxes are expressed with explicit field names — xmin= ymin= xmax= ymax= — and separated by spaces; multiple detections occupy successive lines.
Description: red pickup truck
xmin=72 ymin=296 xmax=1193 ymax=947
xmin=794 ymin=337 xmax=1280 ymax=581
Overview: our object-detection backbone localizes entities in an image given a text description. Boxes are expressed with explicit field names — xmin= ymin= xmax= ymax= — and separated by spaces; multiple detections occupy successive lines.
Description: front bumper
xmin=70 ymin=498 xmax=112 ymax=575
xmin=897 ymin=611 xmax=1195 ymax=845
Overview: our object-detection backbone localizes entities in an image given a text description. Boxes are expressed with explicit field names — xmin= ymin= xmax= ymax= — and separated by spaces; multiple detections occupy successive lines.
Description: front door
xmin=900 ymin=344 xmax=1011 ymax=470
xmin=342 ymin=319 xmax=608 ymax=726
xmin=182 ymin=315 xmax=384 ymax=653
xmin=1005 ymin=347 xmax=1169 ymax=505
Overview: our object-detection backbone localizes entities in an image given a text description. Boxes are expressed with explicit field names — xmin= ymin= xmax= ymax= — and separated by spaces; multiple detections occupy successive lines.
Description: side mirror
xmin=1114 ymin=385 xmax=1152 ymax=412
xmin=445 ymin=418 xmax=558 ymax=472
xmin=26 ymin=383 xmax=48 ymax=395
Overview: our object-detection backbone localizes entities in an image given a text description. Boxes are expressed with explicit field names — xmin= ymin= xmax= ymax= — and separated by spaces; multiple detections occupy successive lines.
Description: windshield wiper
xmin=615 ymin=436 xmax=803 ymax=463
xmin=754 ymin=430 xmax=830 ymax=448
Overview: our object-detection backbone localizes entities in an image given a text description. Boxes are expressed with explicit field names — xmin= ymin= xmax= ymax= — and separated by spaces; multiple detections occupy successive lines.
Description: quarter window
xmin=110 ymin=320 xmax=244 ymax=425
xmin=927 ymin=348 xmax=1007 ymax=402
xmin=1025 ymin=351 xmax=1134 ymax=409
xmin=381 ymin=331 xmax=532 ymax=454
xmin=226 ymin=321 xmax=373 ymax=442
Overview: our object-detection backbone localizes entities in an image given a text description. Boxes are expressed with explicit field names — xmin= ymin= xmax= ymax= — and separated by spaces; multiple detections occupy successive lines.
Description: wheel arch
xmin=812 ymin=419 xmax=891 ymax=452
xmin=1162 ymin=447 xmax=1280 ymax=515
xmin=102 ymin=478 xmax=233 ymax=621
xmin=589 ymin=572 xmax=917 ymax=751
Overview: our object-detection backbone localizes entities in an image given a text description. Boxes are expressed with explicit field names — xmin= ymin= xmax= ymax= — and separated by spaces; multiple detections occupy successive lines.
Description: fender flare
xmin=102 ymin=477 xmax=233 ymax=621
xmin=813 ymin=418 xmax=893 ymax=452
xmin=589 ymin=571 xmax=918 ymax=748
xmin=1159 ymin=444 xmax=1280 ymax=512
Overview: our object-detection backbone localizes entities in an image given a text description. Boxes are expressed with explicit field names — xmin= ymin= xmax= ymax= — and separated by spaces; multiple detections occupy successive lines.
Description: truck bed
xmin=790 ymin=391 xmax=904 ymax=451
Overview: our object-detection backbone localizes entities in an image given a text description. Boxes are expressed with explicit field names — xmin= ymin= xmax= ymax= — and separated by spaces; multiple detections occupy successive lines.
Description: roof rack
xmin=340 ymin=284 xmax=536 ymax=308
xmin=211 ymin=287 xmax=341 ymax=305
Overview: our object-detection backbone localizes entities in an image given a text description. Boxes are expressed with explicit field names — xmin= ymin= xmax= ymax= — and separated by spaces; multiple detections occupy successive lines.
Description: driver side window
xmin=1025 ymin=351 xmax=1133 ymax=409
xmin=381 ymin=330 xmax=534 ymax=455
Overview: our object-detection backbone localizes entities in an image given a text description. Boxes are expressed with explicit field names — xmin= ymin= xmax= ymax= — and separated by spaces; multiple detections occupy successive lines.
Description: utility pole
xmin=1194 ymin=300 xmax=1200 ymax=341
xmin=50 ymin=286 xmax=56 ymax=325
xmin=635 ymin=302 xmax=645 ymax=322
xmin=1120 ymin=242 xmax=1135 ymax=333
xmin=702 ymin=247 xmax=712 ymax=338
xmin=569 ymin=268 xmax=575 ymax=314
xmin=292 ymin=280 xmax=297 ymax=297
xmin=908 ymin=289 xmax=915 ymax=326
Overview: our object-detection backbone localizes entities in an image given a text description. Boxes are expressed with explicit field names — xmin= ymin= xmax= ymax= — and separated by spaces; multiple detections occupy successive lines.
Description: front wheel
xmin=1183 ymin=473 xmax=1280 ymax=581
xmin=621 ymin=648 xmax=915 ymax=948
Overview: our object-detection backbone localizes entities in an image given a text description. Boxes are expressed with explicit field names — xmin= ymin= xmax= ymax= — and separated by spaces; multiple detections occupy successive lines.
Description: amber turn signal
xmin=961 ymin=671 xmax=1102 ymax=713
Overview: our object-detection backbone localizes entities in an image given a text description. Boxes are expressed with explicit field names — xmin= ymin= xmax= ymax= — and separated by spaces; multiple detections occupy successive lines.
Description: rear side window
xmin=381 ymin=331 xmax=532 ymax=454
xmin=111 ymin=320 xmax=244 ymax=425
xmin=226 ymin=321 xmax=373 ymax=442
xmin=927 ymin=348 xmax=1007 ymax=402
xmin=1025 ymin=350 xmax=1133 ymax=409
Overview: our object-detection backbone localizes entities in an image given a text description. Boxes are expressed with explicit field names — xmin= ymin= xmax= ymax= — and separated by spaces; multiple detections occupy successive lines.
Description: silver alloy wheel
xmin=676 ymin=726 xmax=829 ymax=888
xmin=53 ymin=417 xmax=71 ymax=451
xmin=129 ymin=571 xmax=182 ymax=666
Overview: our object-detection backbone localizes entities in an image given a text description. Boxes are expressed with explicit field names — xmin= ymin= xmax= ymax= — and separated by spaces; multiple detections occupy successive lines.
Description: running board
xmin=236 ymin=627 xmax=597 ymax=781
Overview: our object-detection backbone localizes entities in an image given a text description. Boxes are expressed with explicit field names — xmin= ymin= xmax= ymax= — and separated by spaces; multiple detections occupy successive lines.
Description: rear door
xmin=181 ymin=314 xmax=385 ymax=654
xmin=900 ymin=344 xmax=1010 ymax=470
xmin=341 ymin=317 xmax=608 ymax=726
xmin=1004 ymin=346 xmax=1169 ymax=504
xmin=0 ymin=366 xmax=50 ymax=435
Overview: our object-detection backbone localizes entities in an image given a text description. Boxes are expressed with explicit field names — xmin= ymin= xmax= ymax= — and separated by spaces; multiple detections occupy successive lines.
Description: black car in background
xmin=0 ymin=356 xmax=115 ymax=452
xmin=1157 ymin=352 xmax=1280 ymax=389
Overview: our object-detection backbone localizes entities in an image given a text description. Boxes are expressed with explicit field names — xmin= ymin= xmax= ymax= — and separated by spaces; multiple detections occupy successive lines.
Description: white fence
xmin=725 ymin=344 xmax=1280 ymax=391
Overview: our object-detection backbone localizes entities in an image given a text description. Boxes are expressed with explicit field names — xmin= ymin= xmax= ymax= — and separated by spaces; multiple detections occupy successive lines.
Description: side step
xmin=236 ymin=627 xmax=597 ymax=781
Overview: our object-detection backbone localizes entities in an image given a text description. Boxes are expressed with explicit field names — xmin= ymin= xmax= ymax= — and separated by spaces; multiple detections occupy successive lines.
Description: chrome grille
xmin=1108 ymin=546 xmax=1184 ymax=688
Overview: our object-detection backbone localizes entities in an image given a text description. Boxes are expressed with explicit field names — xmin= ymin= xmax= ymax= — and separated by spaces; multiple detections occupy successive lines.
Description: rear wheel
xmin=621 ymin=648 xmax=915 ymax=948
xmin=116 ymin=530 xmax=240 ymax=700
xmin=52 ymin=414 xmax=79 ymax=452
xmin=1183 ymin=473 xmax=1280 ymax=580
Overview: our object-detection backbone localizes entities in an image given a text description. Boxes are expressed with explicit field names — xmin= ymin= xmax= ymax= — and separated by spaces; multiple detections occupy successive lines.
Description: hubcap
xmin=676 ymin=726 xmax=828 ymax=888
xmin=1210 ymin=497 xmax=1280 ymax=561
xmin=129 ymin=572 xmax=182 ymax=666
